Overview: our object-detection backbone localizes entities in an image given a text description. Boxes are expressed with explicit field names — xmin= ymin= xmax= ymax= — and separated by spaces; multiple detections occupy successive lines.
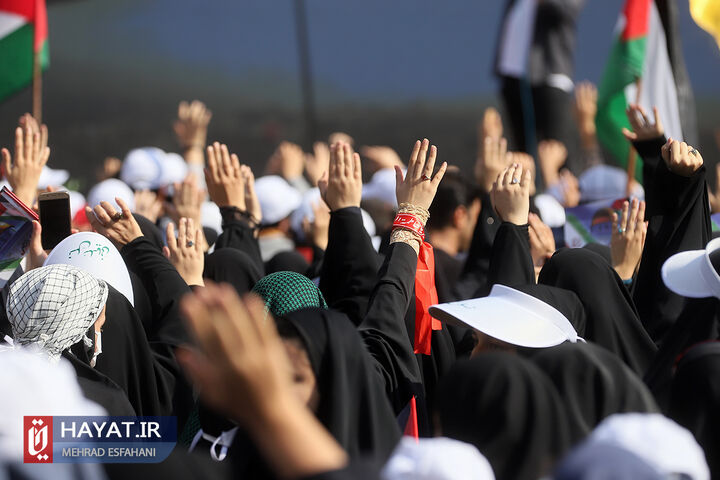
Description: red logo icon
xmin=24 ymin=416 xmax=53 ymax=463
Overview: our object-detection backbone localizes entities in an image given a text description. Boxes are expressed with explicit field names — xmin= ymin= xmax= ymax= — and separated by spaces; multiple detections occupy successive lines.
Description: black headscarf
xmin=265 ymin=250 xmax=310 ymax=276
xmin=282 ymin=307 xmax=401 ymax=463
xmin=531 ymin=342 xmax=659 ymax=442
xmin=538 ymin=248 xmax=657 ymax=374
xmin=668 ymin=341 xmax=720 ymax=478
xmin=203 ymin=248 xmax=263 ymax=295
xmin=436 ymin=353 xmax=571 ymax=480
xmin=93 ymin=286 xmax=181 ymax=417
xmin=514 ymin=284 xmax=588 ymax=338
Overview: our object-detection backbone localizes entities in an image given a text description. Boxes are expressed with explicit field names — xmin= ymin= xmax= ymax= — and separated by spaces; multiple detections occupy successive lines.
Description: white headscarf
xmin=0 ymin=349 xmax=106 ymax=463
xmin=6 ymin=265 xmax=108 ymax=362
xmin=382 ymin=437 xmax=495 ymax=480
xmin=587 ymin=413 xmax=710 ymax=480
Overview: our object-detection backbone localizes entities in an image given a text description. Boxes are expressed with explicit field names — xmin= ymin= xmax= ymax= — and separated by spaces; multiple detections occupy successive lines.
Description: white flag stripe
xmin=0 ymin=11 xmax=26 ymax=40
xmin=624 ymin=2 xmax=683 ymax=143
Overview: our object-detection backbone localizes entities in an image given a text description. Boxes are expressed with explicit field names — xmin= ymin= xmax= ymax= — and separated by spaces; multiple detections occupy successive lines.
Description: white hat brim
xmin=429 ymin=285 xmax=576 ymax=348
xmin=661 ymin=249 xmax=716 ymax=299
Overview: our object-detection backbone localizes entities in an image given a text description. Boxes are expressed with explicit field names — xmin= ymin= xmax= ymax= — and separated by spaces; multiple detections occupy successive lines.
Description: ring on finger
xmin=689 ymin=148 xmax=698 ymax=156
xmin=186 ymin=240 xmax=194 ymax=248
xmin=421 ymin=174 xmax=431 ymax=181
xmin=618 ymin=226 xmax=625 ymax=234
xmin=111 ymin=212 xmax=123 ymax=222
xmin=511 ymin=177 xmax=520 ymax=184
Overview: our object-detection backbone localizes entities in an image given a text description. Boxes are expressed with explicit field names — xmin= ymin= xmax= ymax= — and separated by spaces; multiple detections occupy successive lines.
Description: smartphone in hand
xmin=38 ymin=191 xmax=72 ymax=250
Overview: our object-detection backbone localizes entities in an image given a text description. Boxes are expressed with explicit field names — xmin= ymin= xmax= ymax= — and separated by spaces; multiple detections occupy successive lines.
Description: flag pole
xmin=32 ymin=48 xmax=42 ymax=123
xmin=626 ymin=77 xmax=643 ymax=197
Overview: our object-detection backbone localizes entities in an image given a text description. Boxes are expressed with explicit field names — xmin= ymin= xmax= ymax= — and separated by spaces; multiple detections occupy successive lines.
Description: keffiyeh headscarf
xmin=7 ymin=264 xmax=108 ymax=362
xmin=251 ymin=271 xmax=327 ymax=317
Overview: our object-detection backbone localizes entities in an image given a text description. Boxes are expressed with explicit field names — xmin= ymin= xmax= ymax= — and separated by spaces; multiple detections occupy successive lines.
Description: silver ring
xmin=689 ymin=148 xmax=698 ymax=156
xmin=618 ymin=227 xmax=625 ymax=234
xmin=421 ymin=174 xmax=431 ymax=181
xmin=111 ymin=212 xmax=123 ymax=222
xmin=186 ymin=241 xmax=194 ymax=248
xmin=511 ymin=177 xmax=519 ymax=184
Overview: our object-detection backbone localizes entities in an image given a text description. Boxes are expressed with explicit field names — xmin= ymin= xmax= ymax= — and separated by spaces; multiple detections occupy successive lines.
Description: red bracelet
xmin=393 ymin=213 xmax=425 ymax=241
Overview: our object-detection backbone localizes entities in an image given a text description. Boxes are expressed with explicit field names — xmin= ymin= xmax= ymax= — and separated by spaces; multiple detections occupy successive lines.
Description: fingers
xmin=352 ymin=152 xmax=361 ymax=181
xmin=178 ymin=217 xmax=187 ymax=248
xmin=520 ymin=167 xmax=532 ymax=191
xmin=394 ymin=165 xmax=404 ymax=190
xmin=407 ymin=140 xmax=422 ymax=180
xmin=619 ymin=200 xmax=629 ymax=233
xmin=622 ymin=127 xmax=637 ymax=141
xmin=23 ymin=124 xmax=32 ymax=165
xmin=342 ymin=144 xmax=353 ymax=179
xmin=627 ymin=198 xmax=640 ymax=231
xmin=635 ymin=200 xmax=646 ymax=232
xmin=431 ymin=161 xmax=448 ymax=187
xmin=317 ymin=171 xmax=329 ymax=198
xmin=14 ymin=127 xmax=23 ymax=164
xmin=671 ymin=137 xmax=681 ymax=160
xmin=115 ymin=197 xmax=133 ymax=219
xmin=96 ymin=202 xmax=116 ymax=225
xmin=166 ymin=221 xmax=177 ymax=252
xmin=1 ymin=148 xmax=11 ymax=177
xmin=422 ymin=145 xmax=437 ymax=179
xmin=611 ymin=211 xmax=619 ymax=237
xmin=413 ymin=139 xmax=429 ymax=180
xmin=205 ymin=145 xmax=221 ymax=185
xmin=653 ymin=106 xmax=663 ymax=132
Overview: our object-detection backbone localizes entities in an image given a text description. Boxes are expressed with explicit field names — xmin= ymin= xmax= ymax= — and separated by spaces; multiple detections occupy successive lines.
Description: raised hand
xmin=360 ymin=145 xmax=404 ymax=174
xmin=661 ymin=138 xmax=703 ymax=177
xmin=491 ymin=162 xmax=532 ymax=225
xmin=558 ymin=169 xmax=581 ymax=208
xmin=395 ymin=139 xmax=447 ymax=210
xmin=318 ymin=142 xmax=362 ymax=211
xmin=611 ymin=198 xmax=647 ymax=280
xmin=476 ymin=136 xmax=511 ymax=193
xmin=574 ymin=82 xmax=598 ymax=145
xmin=86 ymin=197 xmax=143 ymax=248
xmin=165 ymin=173 xmax=204 ymax=226
xmin=622 ymin=104 xmax=664 ymax=142
xmin=163 ymin=218 xmax=204 ymax=286
xmin=303 ymin=200 xmax=331 ymax=250
xmin=240 ymin=164 xmax=262 ymax=225
xmin=479 ymin=107 xmax=504 ymax=145
xmin=178 ymin=285 xmax=295 ymax=427
xmin=1 ymin=114 xmax=50 ymax=206
xmin=174 ymin=100 xmax=212 ymax=151
xmin=537 ymin=139 xmax=567 ymax=187
xmin=133 ymin=190 xmax=163 ymax=223
xmin=528 ymin=213 xmax=556 ymax=271
xmin=304 ymin=142 xmax=330 ymax=187
xmin=26 ymin=220 xmax=48 ymax=271
xmin=266 ymin=141 xmax=305 ymax=180
xmin=205 ymin=142 xmax=245 ymax=209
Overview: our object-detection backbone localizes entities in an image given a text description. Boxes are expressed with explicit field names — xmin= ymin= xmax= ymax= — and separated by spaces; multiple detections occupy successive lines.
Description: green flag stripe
xmin=0 ymin=24 xmax=49 ymax=102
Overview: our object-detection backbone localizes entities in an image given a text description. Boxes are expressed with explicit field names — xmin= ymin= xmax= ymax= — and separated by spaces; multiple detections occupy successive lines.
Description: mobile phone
xmin=39 ymin=191 xmax=72 ymax=250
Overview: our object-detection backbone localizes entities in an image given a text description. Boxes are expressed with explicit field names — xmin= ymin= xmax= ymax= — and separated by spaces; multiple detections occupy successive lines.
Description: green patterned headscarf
xmin=251 ymin=271 xmax=328 ymax=317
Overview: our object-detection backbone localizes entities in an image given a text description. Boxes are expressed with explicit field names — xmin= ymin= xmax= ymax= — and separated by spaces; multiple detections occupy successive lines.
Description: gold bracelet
xmin=390 ymin=228 xmax=421 ymax=255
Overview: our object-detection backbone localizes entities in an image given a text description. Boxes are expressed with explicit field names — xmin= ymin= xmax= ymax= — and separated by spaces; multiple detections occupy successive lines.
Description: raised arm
xmin=624 ymin=106 xmax=710 ymax=342
xmin=360 ymin=139 xmax=446 ymax=410
xmin=487 ymin=162 xmax=536 ymax=287
xmin=318 ymin=142 xmax=381 ymax=325
xmin=205 ymin=142 xmax=264 ymax=272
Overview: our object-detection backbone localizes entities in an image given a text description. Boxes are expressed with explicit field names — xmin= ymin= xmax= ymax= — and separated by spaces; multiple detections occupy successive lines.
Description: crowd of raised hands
xmin=1 ymin=78 xmax=715 ymax=479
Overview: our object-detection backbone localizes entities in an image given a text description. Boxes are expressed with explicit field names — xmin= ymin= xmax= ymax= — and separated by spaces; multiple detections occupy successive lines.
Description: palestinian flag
xmin=596 ymin=0 xmax=693 ymax=181
xmin=0 ymin=0 xmax=48 ymax=101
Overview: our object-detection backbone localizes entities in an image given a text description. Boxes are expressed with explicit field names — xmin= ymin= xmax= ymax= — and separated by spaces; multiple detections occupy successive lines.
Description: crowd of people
xmin=0 ymin=70 xmax=718 ymax=479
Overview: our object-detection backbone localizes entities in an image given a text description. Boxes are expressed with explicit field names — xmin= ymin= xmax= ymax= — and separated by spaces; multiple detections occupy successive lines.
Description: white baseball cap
xmin=44 ymin=232 xmax=134 ymax=306
xmin=255 ymin=175 xmax=302 ymax=226
xmin=662 ymin=237 xmax=720 ymax=300
xmin=87 ymin=178 xmax=135 ymax=212
xmin=362 ymin=167 xmax=402 ymax=207
xmin=429 ymin=284 xmax=582 ymax=348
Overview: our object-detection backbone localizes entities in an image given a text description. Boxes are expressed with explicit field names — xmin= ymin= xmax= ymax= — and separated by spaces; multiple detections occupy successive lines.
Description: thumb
xmin=162 ymin=246 xmax=171 ymax=260
xmin=394 ymin=165 xmax=404 ymax=188
xmin=31 ymin=220 xmax=43 ymax=253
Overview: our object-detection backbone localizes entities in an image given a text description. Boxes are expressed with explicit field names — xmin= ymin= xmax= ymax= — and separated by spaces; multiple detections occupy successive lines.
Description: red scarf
xmin=414 ymin=241 xmax=440 ymax=355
